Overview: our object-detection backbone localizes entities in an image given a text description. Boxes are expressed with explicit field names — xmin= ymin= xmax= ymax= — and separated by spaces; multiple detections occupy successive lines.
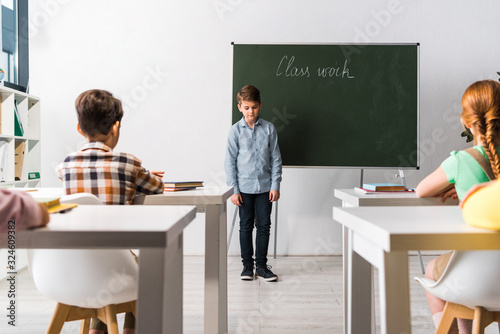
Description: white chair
xmin=415 ymin=250 xmax=500 ymax=334
xmin=28 ymin=193 xmax=138 ymax=334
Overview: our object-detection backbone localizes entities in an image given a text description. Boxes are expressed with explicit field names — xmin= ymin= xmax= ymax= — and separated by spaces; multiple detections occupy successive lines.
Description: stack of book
xmin=164 ymin=181 xmax=204 ymax=192
xmin=355 ymin=183 xmax=411 ymax=194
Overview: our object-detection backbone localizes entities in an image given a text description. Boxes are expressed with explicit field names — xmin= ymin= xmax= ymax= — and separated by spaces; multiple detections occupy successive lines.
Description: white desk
xmin=333 ymin=205 xmax=500 ymax=334
xmin=334 ymin=188 xmax=459 ymax=207
xmin=0 ymin=205 xmax=196 ymax=334
xmin=334 ymin=189 xmax=458 ymax=333
xmin=135 ymin=186 xmax=233 ymax=334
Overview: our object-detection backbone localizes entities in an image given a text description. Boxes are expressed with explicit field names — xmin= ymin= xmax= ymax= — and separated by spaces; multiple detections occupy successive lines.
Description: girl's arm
xmin=415 ymin=166 xmax=453 ymax=198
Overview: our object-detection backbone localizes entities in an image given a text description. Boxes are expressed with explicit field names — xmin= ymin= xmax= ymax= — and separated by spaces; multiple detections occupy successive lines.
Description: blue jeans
xmin=239 ymin=192 xmax=272 ymax=268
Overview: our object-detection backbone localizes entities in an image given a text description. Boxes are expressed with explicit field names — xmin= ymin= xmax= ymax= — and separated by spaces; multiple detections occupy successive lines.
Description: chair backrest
xmin=28 ymin=193 xmax=138 ymax=308
xmin=28 ymin=249 xmax=138 ymax=308
xmin=415 ymin=250 xmax=500 ymax=311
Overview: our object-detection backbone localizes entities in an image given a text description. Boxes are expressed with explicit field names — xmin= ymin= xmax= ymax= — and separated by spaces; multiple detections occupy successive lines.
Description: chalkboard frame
xmin=232 ymin=43 xmax=420 ymax=169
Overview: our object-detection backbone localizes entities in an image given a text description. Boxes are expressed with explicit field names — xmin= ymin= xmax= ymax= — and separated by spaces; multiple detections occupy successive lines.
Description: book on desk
xmin=164 ymin=181 xmax=204 ymax=192
xmin=35 ymin=197 xmax=78 ymax=214
xmin=355 ymin=183 xmax=414 ymax=195
xmin=362 ymin=183 xmax=406 ymax=191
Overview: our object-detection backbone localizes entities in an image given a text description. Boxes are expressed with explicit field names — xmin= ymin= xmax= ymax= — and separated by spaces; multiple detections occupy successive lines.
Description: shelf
xmin=0 ymin=86 xmax=41 ymax=187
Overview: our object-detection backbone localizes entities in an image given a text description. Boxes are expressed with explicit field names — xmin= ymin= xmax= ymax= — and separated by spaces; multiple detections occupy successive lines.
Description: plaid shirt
xmin=56 ymin=142 xmax=164 ymax=205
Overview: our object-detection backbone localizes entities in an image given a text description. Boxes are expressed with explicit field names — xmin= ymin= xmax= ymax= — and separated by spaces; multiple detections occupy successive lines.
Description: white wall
xmin=29 ymin=0 xmax=500 ymax=255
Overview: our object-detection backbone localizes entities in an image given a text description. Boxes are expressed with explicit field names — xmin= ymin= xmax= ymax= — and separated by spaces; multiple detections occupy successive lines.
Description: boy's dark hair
xmin=75 ymin=89 xmax=123 ymax=138
xmin=237 ymin=85 xmax=261 ymax=104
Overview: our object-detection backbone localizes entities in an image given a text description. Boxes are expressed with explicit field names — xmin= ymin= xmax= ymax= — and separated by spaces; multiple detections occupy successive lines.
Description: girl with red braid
xmin=416 ymin=79 xmax=500 ymax=333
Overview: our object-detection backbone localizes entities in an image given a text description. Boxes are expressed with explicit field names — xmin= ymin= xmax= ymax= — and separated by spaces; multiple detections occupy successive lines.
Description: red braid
xmin=461 ymin=80 xmax=500 ymax=179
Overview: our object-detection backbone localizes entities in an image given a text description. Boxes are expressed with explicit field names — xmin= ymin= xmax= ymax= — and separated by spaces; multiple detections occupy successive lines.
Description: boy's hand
xmin=269 ymin=190 xmax=280 ymax=202
xmin=151 ymin=171 xmax=165 ymax=179
xmin=231 ymin=194 xmax=243 ymax=206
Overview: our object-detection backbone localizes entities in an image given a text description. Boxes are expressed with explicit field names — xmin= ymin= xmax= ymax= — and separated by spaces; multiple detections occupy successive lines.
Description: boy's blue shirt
xmin=225 ymin=117 xmax=282 ymax=194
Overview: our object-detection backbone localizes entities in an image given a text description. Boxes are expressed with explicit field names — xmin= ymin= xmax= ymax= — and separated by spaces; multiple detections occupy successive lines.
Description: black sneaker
xmin=240 ymin=265 xmax=254 ymax=280
xmin=255 ymin=265 xmax=278 ymax=282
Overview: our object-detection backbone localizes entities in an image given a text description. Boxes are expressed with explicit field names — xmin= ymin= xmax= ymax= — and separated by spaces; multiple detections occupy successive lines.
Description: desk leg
xmin=342 ymin=225 xmax=349 ymax=334
xmin=378 ymin=251 xmax=411 ymax=334
xmin=204 ymin=203 xmax=228 ymax=334
xmin=137 ymin=234 xmax=184 ymax=334
xmin=341 ymin=200 xmax=354 ymax=334
xmin=348 ymin=229 xmax=372 ymax=334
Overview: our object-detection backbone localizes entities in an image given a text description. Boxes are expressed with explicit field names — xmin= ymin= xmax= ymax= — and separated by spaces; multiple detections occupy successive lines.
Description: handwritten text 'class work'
xmin=276 ymin=55 xmax=355 ymax=79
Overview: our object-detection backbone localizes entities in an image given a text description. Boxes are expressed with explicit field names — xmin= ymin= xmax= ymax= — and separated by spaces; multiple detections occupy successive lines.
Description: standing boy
xmin=225 ymin=85 xmax=282 ymax=281
xmin=56 ymin=89 xmax=164 ymax=334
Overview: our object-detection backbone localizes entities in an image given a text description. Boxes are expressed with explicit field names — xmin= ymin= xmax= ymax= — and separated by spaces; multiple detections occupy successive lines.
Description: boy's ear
xmin=76 ymin=123 xmax=85 ymax=137
xmin=111 ymin=121 xmax=120 ymax=135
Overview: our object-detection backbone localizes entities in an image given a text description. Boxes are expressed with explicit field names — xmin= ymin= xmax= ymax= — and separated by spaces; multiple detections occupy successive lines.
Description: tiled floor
xmin=0 ymin=255 xmax=498 ymax=333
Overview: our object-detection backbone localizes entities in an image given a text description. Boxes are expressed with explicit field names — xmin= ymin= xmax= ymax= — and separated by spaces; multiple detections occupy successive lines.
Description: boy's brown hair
xmin=75 ymin=89 xmax=123 ymax=138
xmin=237 ymin=85 xmax=261 ymax=104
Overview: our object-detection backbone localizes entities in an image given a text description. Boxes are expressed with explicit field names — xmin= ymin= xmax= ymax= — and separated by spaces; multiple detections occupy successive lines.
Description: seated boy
xmin=56 ymin=89 xmax=164 ymax=204
xmin=56 ymin=89 xmax=164 ymax=334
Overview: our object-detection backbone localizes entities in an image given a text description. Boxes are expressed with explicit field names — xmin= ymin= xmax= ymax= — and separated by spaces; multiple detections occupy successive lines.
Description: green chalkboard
xmin=232 ymin=44 xmax=419 ymax=168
